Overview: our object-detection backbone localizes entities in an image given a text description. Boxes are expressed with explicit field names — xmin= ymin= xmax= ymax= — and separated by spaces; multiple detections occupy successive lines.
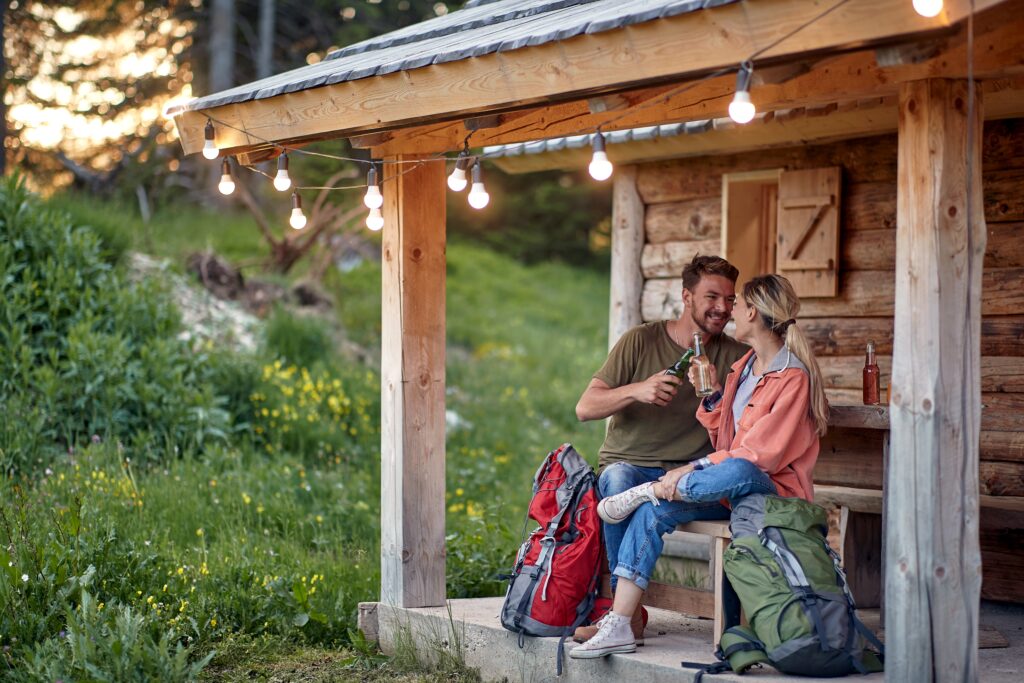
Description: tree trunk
xmin=257 ymin=0 xmax=275 ymax=80
xmin=209 ymin=0 xmax=236 ymax=93
xmin=1 ymin=1 xmax=7 ymax=176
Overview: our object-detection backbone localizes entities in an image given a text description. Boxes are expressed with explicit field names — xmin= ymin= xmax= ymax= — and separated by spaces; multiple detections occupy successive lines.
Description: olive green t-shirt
xmin=595 ymin=321 xmax=748 ymax=470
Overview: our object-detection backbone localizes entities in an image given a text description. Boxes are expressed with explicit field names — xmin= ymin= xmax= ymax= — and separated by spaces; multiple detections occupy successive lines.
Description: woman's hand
xmin=654 ymin=464 xmax=695 ymax=500
xmin=688 ymin=361 xmax=722 ymax=395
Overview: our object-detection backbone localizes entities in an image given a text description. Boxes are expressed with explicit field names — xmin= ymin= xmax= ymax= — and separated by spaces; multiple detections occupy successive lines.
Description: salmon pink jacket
xmin=696 ymin=348 xmax=821 ymax=501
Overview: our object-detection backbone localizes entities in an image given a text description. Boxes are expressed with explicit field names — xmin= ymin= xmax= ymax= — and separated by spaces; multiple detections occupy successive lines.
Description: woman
xmin=570 ymin=274 xmax=829 ymax=659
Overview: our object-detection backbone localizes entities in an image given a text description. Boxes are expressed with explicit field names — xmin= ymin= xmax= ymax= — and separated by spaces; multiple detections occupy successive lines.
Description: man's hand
xmin=632 ymin=371 xmax=683 ymax=407
xmin=654 ymin=464 xmax=695 ymax=500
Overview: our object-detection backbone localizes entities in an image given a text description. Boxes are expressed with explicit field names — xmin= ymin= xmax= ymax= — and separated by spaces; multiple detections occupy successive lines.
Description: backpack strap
xmin=680 ymin=660 xmax=732 ymax=682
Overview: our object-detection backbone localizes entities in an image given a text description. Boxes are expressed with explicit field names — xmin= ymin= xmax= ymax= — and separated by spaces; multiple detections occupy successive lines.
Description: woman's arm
xmin=706 ymin=372 xmax=815 ymax=474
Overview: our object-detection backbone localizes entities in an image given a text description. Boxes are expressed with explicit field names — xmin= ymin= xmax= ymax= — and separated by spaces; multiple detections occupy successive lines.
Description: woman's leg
xmin=678 ymin=457 xmax=778 ymax=505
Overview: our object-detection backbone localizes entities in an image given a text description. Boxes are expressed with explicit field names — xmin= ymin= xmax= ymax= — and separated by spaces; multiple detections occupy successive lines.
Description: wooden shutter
xmin=776 ymin=167 xmax=841 ymax=297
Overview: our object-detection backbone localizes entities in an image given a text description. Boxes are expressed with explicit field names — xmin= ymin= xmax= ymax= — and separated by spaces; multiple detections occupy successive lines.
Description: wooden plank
xmin=984 ymin=168 xmax=1024 ymax=223
xmin=644 ymin=198 xmax=721 ymax=242
xmin=642 ymin=580 xmax=714 ymax=618
xmin=379 ymin=155 xmax=447 ymax=608
xmin=819 ymin=355 xmax=1024 ymax=392
xmin=641 ymin=240 xmax=723 ymax=278
xmin=861 ymin=608 xmax=1011 ymax=648
xmin=980 ymin=528 xmax=1024 ymax=603
xmin=842 ymin=511 xmax=883 ymax=608
xmin=609 ymin=167 xmax=645 ymax=349
xmin=982 ymin=315 xmax=1024 ymax=356
xmin=712 ymin=536 xmax=727 ymax=645
xmin=843 ymin=222 xmax=1024 ymax=270
xmin=828 ymin=404 xmax=890 ymax=430
xmin=828 ymin=391 xmax=1024 ymax=432
xmin=981 ymin=431 xmax=1024 ymax=463
xmin=368 ymin=5 xmax=1024 ymax=159
xmin=776 ymin=167 xmax=841 ymax=297
xmin=817 ymin=485 xmax=1024 ymax=515
xmin=886 ymin=78 xmax=984 ymax=680
xmin=844 ymin=182 xmax=897 ymax=232
xmin=176 ymin=0 xmax=1016 ymax=155
xmin=803 ymin=317 xmax=895 ymax=357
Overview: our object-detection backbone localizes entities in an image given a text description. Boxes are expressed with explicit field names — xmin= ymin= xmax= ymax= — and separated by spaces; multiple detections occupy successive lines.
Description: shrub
xmin=0 ymin=174 xmax=232 ymax=472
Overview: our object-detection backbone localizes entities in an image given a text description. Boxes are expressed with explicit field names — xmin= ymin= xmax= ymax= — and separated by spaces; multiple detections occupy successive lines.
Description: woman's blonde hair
xmin=742 ymin=274 xmax=829 ymax=436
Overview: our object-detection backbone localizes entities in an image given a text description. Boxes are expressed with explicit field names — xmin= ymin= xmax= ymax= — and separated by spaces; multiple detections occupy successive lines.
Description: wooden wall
xmin=629 ymin=118 xmax=1024 ymax=602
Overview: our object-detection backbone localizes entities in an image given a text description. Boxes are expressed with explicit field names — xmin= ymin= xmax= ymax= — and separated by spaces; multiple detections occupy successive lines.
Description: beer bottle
xmin=692 ymin=333 xmax=714 ymax=397
xmin=665 ymin=348 xmax=695 ymax=378
xmin=863 ymin=341 xmax=880 ymax=405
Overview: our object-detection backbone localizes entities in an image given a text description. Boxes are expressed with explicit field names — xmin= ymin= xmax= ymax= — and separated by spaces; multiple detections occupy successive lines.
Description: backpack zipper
xmin=732 ymin=544 xmax=781 ymax=579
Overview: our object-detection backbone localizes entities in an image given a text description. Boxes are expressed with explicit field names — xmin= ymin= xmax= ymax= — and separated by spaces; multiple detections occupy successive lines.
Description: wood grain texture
xmin=644 ymin=198 xmax=721 ymax=243
xmin=608 ymin=166 xmax=646 ymax=349
xmin=379 ymin=156 xmax=447 ymax=608
xmin=641 ymin=240 xmax=723 ymax=278
xmin=885 ymin=78 xmax=984 ymax=680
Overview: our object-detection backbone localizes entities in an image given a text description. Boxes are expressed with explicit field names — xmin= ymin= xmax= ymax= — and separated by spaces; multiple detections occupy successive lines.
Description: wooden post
xmin=886 ymin=79 xmax=984 ymax=680
xmin=608 ymin=165 xmax=645 ymax=348
xmin=380 ymin=155 xmax=447 ymax=607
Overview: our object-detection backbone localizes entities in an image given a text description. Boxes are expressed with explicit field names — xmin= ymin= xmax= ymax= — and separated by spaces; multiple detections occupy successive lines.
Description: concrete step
xmin=361 ymin=596 xmax=882 ymax=683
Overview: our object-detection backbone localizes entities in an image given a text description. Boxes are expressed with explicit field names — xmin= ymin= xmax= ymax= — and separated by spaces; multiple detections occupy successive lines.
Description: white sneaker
xmin=569 ymin=612 xmax=636 ymax=659
xmin=597 ymin=482 xmax=660 ymax=525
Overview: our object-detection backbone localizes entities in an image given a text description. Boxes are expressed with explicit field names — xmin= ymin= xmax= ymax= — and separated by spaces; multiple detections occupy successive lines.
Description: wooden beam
xmin=885 ymin=78 xmax=984 ymax=680
xmin=379 ymin=155 xmax=447 ymax=607
xmin=608 ymin=166 xmax=645 ymax=349
xmin=369 ymin=3 xmax=1024 ymax=159
xmin=173 ymin=0 xmax=1016 ymax=157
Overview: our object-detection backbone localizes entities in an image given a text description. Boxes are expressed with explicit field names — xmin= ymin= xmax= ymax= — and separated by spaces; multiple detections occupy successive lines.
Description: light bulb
xmin=202 ymin=120 xmax=218 ymax=160
xmin=363 ymin=166 xmax=383 ymax=209
xmin=912 ymin=0 xmax=943 ymax=17
xmin=729 ymin=62 xmax=757 ymax=125
xmin=366 ymin=207 xmax=384 ymax=231
xmin=588 ymin=132 xmax=613 ymax=181
xmin=728 ymin=91 xmax=756 ymax=124
xmin=447 ymin=154 xmax=469 ymax=191
xmin=273 ymin=153 xmax=291 ymax=191
xmin=467 ymin=163 xmax=489 ymax=209
xmin=289 ymin=192 xmax=307 ymax=230
xmin=217 ymin=159 xmax=235 ymax=195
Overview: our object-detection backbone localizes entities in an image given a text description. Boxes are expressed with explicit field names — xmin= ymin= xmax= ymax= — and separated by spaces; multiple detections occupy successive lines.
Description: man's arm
xmin=575 ymin=372 xmax=683 ymax=422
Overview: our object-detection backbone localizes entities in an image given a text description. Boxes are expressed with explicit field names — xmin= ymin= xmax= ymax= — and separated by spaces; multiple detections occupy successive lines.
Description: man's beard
xmin=692 ymin=308 xmax=728 ymax=335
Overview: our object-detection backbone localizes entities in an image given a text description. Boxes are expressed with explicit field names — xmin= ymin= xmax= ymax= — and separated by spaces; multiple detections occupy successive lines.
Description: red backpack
xmin=500 ymin=443 xmax=602 ymax=674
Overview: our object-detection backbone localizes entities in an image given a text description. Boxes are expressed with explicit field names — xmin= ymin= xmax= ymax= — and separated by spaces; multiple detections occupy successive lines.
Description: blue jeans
xmin=598 ymin=458 xmax=777 ymax=591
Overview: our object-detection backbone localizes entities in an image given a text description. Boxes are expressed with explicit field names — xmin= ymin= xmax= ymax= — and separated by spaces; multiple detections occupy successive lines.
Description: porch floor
xmin=362 ymin=597 xmax=1024 ymax=683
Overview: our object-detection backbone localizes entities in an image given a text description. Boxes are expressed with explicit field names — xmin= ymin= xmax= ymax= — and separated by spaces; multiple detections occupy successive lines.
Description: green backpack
xmin=685 ymin=494 xmax=884 ymax=679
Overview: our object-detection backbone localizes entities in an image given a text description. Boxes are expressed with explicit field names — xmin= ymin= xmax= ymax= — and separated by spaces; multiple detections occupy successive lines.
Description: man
xmin=571 ymin=254 xmax=747 ymax=656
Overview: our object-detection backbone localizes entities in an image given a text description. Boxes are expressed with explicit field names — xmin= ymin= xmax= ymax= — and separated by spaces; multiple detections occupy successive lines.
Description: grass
xmin=2 ymin=194 xmax=612 ymax=680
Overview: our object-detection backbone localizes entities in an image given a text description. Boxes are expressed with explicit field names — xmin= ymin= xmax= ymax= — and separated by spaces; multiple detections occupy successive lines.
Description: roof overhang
xmin=171 ymin=0 xmax=1017 ymax=159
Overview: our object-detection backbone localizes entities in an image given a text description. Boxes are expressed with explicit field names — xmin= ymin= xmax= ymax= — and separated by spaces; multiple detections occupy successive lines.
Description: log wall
xmin=630 ymin=118 xmax=1024 ymax=602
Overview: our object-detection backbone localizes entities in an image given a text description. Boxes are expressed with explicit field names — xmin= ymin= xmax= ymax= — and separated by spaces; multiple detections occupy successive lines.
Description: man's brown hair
xmin=681 ymin=254 xmax=739 ymax=292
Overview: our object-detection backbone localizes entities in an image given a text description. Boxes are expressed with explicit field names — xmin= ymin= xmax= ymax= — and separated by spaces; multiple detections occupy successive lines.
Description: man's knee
xmin=598 ymin=462 xmax=638 ymax=497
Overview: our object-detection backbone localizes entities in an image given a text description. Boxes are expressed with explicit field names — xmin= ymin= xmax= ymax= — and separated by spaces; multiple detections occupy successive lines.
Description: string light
xmin=273 ymin=152 xmax=291 ymax=191
xmin=363 ymin=165 xmax=383 ymax=209
xmin=467 ymin=163 xmax=489 ymax=209
xmin=202 ymin=121 xmax=219 ymax=160
xmin=189 ymin=0 xmax=854 ymax=207
xmin=217 ymin=158 xmax=235 ymax=195
xmin=728 ymin=61 xmax=756 ymax=124
xmin=447 ymin=152 xmax=470 ymax=191
xmin=588 ymin=132 xmax=613 ymax=181
xmin=289 ymin=191 xmax=307 ymax=229
xmin=913 ymin=0 xmax=943 ymax=17
xmin=366 ymin=207 xmax=384 ymax=231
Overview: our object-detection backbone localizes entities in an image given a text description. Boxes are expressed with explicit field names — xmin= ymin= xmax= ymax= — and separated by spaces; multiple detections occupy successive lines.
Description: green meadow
xmin=0 ymin=176 xmax=609 ymax=681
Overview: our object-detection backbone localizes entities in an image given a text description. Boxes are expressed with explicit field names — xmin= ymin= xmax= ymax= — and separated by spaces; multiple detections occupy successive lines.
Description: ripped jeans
xmin=598 ymin=457 xmax=777 ymax=591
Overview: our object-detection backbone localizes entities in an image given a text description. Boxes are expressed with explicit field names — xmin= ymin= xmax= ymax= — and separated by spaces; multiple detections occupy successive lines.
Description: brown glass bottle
xmin=863 ymin=341 xmax=880 ymax=405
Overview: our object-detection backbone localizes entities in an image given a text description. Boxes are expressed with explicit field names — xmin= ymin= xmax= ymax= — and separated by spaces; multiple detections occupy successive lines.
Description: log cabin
xmin=168 ymin=0 xmax=1024 ymax=678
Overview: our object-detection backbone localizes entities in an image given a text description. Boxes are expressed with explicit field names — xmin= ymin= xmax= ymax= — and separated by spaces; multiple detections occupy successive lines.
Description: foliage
xmin=447 ymin=168 xmax=612 ymax=267
xmin=0 ymin=175 xmax=232 ymax=472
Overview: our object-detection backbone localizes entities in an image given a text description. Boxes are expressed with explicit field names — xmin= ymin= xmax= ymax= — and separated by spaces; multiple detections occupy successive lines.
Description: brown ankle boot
xmin=572 ymin=607 xmax=646 ymax=645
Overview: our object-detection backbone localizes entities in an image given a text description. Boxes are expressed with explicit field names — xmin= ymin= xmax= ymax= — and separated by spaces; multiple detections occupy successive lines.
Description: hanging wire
xmin=195 ymin=0 xmax=858 ymax=194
